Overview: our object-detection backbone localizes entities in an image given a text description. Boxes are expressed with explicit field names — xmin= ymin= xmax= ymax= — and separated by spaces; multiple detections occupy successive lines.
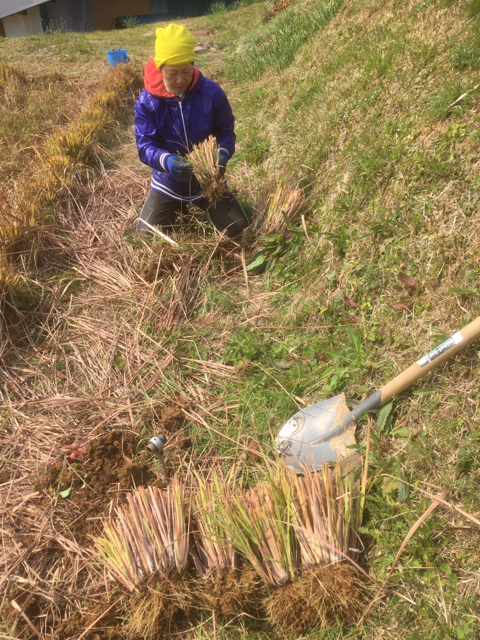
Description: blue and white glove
xmin=166 ymin=155 xmax=193 ymax=182
xmin=217 ymin=149 xmax=229 ymax=178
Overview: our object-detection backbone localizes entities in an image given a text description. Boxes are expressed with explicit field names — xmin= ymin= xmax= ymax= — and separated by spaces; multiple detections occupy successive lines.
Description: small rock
xmin=194 ymin=43 xmax=211 ymax=54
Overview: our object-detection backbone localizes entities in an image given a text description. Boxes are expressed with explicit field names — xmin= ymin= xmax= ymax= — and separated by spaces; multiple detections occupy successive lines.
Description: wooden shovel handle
xmin=380 ymin=316 xmax=480 ymax=404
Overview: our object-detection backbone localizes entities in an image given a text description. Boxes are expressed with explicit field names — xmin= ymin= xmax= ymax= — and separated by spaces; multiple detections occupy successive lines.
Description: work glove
xmin=166 ymin=155 xmax=193 ymax=182
xmin=217 ymin=149 xmax=229 ymax=178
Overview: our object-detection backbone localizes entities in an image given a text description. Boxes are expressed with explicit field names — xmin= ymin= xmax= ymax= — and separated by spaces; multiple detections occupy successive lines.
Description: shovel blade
xmin=276 ymin=393 xmax=356 ymax=473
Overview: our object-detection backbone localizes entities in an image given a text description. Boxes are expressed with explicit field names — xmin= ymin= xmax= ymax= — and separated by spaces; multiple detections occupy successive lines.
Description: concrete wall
xmin=91 ymin=0 xmax=150 ymax=31
xmin=3 ymin=4 xmax=42 ymax=36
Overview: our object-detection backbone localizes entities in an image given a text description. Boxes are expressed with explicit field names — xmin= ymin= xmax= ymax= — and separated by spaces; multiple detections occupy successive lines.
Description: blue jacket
xmin=135 ymin=61 xmax=235 ymax=202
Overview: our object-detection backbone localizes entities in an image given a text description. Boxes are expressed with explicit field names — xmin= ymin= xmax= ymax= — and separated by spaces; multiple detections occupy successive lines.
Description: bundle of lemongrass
xmin=192 ymin=467 xmax=237 ymax=580
xmin=211 ymin=461 xmax=298 ymax=589
xmin=187 ymin=135 xmax=226 ymax=202
xmin=293 ymin=460 xmax=365 ymax=566
xmin=192 ymin=467 xmax=263 ymax=614
xmin=252 ymin=179 xmax=305 ymax=236
xmin=95 ymin=476 xmax=191 ymax=638
xmin=265 ymin=460 xmax=369 ymax=632
xmin=94 ymin=457 xmax=369 ymax=633
xmin=95 ymin=478 xmax=189 ymax=592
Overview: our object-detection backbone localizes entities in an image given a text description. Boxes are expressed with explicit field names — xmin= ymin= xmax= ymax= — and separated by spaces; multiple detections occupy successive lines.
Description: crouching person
xmin=135 ymin=23 xmax=249 ymax=238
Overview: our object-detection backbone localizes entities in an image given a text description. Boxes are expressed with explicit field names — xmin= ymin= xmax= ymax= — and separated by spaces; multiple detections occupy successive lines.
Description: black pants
xmin=137 ymin=189 xmax=249 ymax=238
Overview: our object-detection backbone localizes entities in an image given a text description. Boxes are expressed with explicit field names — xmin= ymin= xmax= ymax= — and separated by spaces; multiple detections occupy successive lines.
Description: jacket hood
xmin=144 ymin=59 xmax=200 ymax=97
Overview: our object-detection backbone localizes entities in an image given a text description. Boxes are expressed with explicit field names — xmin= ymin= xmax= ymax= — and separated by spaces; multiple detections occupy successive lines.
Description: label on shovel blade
xmin=416 ymin=331 xmax=463 ymax=367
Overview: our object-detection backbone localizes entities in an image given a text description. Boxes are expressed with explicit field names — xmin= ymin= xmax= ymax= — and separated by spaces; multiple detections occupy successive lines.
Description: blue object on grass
xmin=106 ymin=49 xmax=130 ymax=66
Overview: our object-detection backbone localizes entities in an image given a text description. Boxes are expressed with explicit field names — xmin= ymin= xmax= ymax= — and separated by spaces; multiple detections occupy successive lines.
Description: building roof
xmin=0 ymin=0 xmax=45 ymax=20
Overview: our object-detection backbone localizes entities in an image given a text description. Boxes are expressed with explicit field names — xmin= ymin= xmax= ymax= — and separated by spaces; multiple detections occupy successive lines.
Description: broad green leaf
xmin=59 ymin=487 xmax=73 ymax=498
xmin=246 ymin=254 xmax=266 ymax=271
xmin=376 ymin=401 xmax=393 ymax=432
xmin=448 ymin=287 xmax=476 ymax=296
xmin=393 ymin=427 xmax=410 ymax=437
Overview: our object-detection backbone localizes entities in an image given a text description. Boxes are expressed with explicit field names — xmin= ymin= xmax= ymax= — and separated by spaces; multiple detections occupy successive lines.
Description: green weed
xmin=209 ymin=1 xmax=228 ymax=14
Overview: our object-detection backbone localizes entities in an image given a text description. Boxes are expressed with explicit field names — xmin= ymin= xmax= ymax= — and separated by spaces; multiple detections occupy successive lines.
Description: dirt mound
xmin=142 ymin=403 xmax=188 ymax=439
xmin=47 ymin=429 xmax=160 ymax=545
xmin=45 ymin=404 xmax=189 ymax=546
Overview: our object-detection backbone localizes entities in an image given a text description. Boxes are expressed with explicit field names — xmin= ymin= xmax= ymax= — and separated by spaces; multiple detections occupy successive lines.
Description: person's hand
xmin=217 ymin=149 xmax=229 ymax=178
xmin=166 ymin=155 xmax=193 ymax=182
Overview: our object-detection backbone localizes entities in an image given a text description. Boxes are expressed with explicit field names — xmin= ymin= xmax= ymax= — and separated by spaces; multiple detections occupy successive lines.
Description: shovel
xmin=277 ymin=315 xmax=480 ymax=473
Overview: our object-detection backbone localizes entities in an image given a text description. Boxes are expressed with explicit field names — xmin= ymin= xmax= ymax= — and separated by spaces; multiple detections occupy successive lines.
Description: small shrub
xmin=123 ymin=15 xmax=139 ymax=28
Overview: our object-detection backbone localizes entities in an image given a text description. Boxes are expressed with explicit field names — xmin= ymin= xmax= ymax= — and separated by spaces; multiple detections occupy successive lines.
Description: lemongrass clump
xmin=265 ymin=459 xmax=369 ymax=634
xmin=212 ymin=458 xmax=299 ymax=589
xmin=192 ymin=467 xmax=263 ymax=614
xmin=187 ymin=136 xmax=226 ymax=202
xmin=94 ymin=476 xmax=189 ymax=592
xmin=252 ymin=179 xmax=305 ymax=236
xmin=293 ymin=461 xmax=364 ymax=566
xmin=192 ymin=467 xmax=237 ymax=580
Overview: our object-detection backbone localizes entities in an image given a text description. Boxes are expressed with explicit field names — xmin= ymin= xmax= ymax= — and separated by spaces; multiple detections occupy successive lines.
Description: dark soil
xmin=46 ymin=429 xmax=158 ymax=545
xmin=0 ymin=468 xmax=11 ymax=483
xmin=142 ymin=403 xmax=185 ymax=435
xmin=45 ymin=404 xmax=187 ymax=545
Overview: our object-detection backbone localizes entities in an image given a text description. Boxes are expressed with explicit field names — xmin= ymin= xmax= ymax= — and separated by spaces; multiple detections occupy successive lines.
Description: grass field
xmin=1 ymin=0 xmax=479 ymax=637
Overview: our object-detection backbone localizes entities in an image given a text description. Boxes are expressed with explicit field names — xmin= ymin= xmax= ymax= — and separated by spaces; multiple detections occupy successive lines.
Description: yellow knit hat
xmin=154 ymin=24 xmax=195 ymax=69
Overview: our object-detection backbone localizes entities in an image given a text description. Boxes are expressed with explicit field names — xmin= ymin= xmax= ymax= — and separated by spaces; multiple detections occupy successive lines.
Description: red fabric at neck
xmin=144 ymin=59 xmax=199 ymax=97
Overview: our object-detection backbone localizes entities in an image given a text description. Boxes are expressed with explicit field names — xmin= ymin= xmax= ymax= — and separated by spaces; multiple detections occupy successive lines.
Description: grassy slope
xmin=1 ymin=0 xmax=480 ymax=637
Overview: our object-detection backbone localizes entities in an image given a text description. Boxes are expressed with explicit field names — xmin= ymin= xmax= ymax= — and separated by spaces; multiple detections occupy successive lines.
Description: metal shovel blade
xmin=276 ymin=393 xmax=356 ymax=473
